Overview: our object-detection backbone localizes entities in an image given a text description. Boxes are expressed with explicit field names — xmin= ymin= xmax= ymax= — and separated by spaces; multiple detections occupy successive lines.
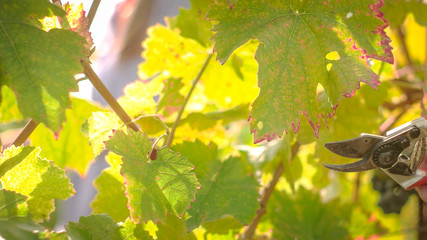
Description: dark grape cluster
xmin=371 ymin=172 xmax=415 ymax=214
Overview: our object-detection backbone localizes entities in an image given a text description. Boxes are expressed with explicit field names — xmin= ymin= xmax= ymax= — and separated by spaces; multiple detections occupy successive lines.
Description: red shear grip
xmin=408 ymin=169 xmax=427 ymax=190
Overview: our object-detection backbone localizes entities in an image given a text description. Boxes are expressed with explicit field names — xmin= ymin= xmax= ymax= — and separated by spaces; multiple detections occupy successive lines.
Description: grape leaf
xmin=168 ymin=0 xmax=213 ymax=47
xmin=173 ymin=140 xmax=259 ymax=230
xmin=81 ymin=111 xmax=124 ymax=156
xmin=0 ymin=146 xmax=74 ymax=220
xmin=105 ymin=130 xmax=200 ymax=223
xmin=157 ymin=77 xmax=185 ymax=115
xmin=156 ymin=215 xmax=197 ymax=240
xmin=119 ymin=218 xmax=153 ymax=240
xmin=30 ymin=98 xmax=102 ymax=175
xmin=118 ymin=80 xmax=158 ymax=117
xmin=0 ymin=0 xmax=89 ymax=131
xmin=0 ymin=190 xmax=42 ymax=240
xmin=135 ymin=116 xmax=167 ymax=136
xmin=268 ymin=187 xmax=350 ymax=239
xmin=91 ymin=152 xmax=129 ymax=222
xmin=180 ymin=104 xmax=250 ymax=130
xmin=65 ymin=214 xmax=121 ymax=240
xmin=207 ymin=0 xmax=394 ymax=142
xmin=139 ymin=25 xmax=259 ymax=111
xmin=63 ymin=3 xmax=94 ymax=53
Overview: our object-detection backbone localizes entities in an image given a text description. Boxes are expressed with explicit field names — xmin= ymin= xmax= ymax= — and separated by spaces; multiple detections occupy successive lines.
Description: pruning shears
xmin=324 ymin=116 xmax=427 ymax=190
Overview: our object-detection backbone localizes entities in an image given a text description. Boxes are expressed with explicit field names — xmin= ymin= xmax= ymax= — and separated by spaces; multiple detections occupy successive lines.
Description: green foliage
xmin=268 ymin=187 xmax=350 ymax=239
xmin=0 ymin=0 xmax=425 ymax=239
xmin=173 ymin=140 xmax=259 ymax=230
xmin=207 ymin=0 xmax=393 ymax=142
xmin=30 ymin=98 xmax=103 ymax=175
xmin=157 ymin=77 xmax=185 ymax=115
xmin=0 ymin=190 xmax=42 ymax=240
xmin=81 ymin=111 xmax=123 ymax=156
xmin=168 ymin=0 xmax=212 ymax=47
xmin=0 ymin=0 xmax=88 ymax=131
xmin=91 ymin=152 xmax=129 ymax=222
xmin=0 ymin=146 xmax=74 ymax=220
xmin=105 ymin=130 xmax=200 ymax=223
xmin=383 ymin=0 xmax=427 ymax=28
xmin=65 ymin=214 xmax=122 ymax=240
xmin=156 ymin=215 xmax=197 ymax=240
xmin=0 ymin=86 xmax=22 ymax=123
xmin=119 ymin=218 xmax=153 ymax=240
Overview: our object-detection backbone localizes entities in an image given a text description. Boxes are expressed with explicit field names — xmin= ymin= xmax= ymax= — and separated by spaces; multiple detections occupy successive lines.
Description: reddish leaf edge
xmin=249 ymin=0 xmax=393 ymax=144
xmin=367 ymin=0 xmax=394 ymax=65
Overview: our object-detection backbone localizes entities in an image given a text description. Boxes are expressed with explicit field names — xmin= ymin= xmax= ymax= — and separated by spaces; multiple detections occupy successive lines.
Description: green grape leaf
xmin=207 ymin=0 xmax=393 ymax=142
xmin=173 ymin=140 xmax=259 ymax=230
xmin=91 ymin=152 xmax=129 ymax=222
xmin=157 ymin=77 xmax=185 ymax=115
xmin=168 ymin=0 xmax=212 ymax=46
xmin=156 ymin=215 xmax=197 ymax=240
xmin=81 ymin=111 xmax=123 ymax=156
xmin=0 ymin=0 xmax=89 ymax=131
xmin=0 ymin=146 xmax=74 ymax=220
xmin=65 ymin=214 xmax=121 ymax=240
xmin=0 ymin=190 xmax=42 ymax=240
xmin=119 ymin=218 xmax=153 ymax=240
xmin=105 ymin=130 xmax=200 ymax=223
xmin=30 ymin=98 xmax=102 ymax=175
xmin=268 ymin=187 xmax=350 ymax=239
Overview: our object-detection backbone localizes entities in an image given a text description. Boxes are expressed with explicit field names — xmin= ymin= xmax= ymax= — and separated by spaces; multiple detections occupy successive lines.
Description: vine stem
xmin=397 ymin=26 xmax=413 ymax=67
xmin=240 ymin=142 xmax=300 ymax=240
xmin=82 ymin=63 xmax=139 ymax=132
xmin=10 ymin=119 xmax=39 ymax=147
xmin=165 ymin=53 xmax=213 ymax=147
xmin=87 ymin=0 xmax=101 ymax=28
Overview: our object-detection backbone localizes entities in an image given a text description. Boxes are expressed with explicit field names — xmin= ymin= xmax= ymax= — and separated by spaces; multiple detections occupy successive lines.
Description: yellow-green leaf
xmin=0 ymin=146 xmax=74 ymax=220
xmin=30 ymin=98 xmax=103 ymax=175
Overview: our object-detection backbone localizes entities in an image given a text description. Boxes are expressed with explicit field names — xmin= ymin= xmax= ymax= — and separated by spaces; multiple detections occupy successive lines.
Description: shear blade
xmin=324 ymin=134 xmax=384 ymax=158
xmin=323 ymin=158 xmax=377 ymax=172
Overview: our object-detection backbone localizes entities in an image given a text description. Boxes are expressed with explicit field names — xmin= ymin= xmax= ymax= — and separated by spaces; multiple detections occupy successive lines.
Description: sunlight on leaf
xmin=91 ymin=152 xmax=129 ymax=222
xmin=30 ymin=98 xmax=103 ymax=175
xmin=0 ymin=146 xmax=74 ymax=220
xmin=81 ymin=111 xmax=124 ymax=156
xmin=207 ymin=0 xmax=393 ymax=142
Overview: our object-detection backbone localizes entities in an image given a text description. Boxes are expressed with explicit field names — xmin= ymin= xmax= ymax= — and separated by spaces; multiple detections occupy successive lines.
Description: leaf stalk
xmin=165 ymin=53 xmax=213 ymax=147
xmin=10 ymin=119 xmax=39 ymax=147
xmin=240 ymin=142 xmax=300 ymax=240
xmin=83 ymin=63 xmax=139 ymax=132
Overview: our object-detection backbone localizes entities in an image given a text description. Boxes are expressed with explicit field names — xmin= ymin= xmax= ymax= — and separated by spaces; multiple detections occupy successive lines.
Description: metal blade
xmin=323 ymin=158 xmax=377 ymax=172
xmin=324 ymin=134 xmax=384 ymax=158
